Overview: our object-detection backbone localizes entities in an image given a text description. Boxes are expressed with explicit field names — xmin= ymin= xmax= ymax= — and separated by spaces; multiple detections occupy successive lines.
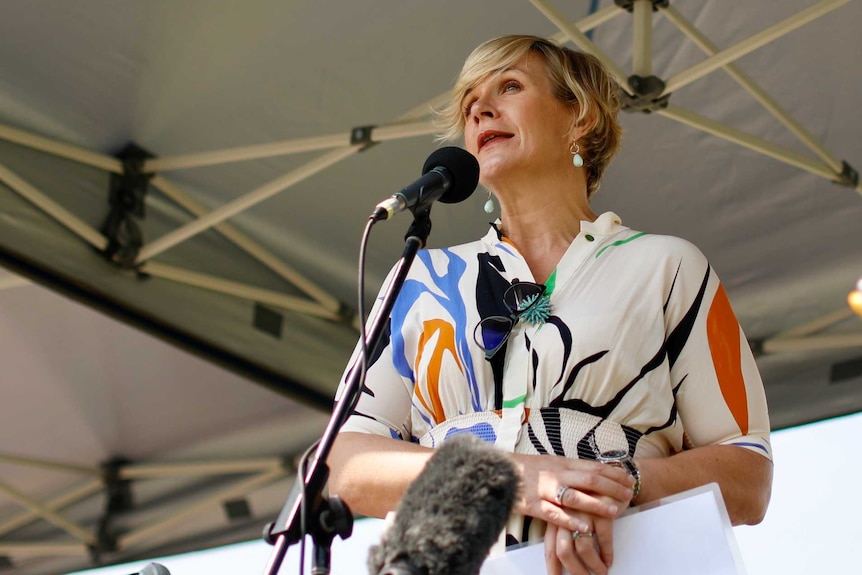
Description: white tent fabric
xmin=1 ymin=1 xmax=861 ymax=574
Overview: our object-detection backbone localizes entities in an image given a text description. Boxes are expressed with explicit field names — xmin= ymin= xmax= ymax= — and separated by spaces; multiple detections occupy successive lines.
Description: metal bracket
xmin=748 ymin=338 xmax=765 ymax=358
xmin=614 ymin=0 xmax=669 ymax=12
xmin=101 ymin=143 xmax=154 ymax=268
xmin=621 ymin=75 xmax=670 ymax=113
xmin=90 ymin=458 xmax=133 ymax=563
xmin=833 ymin=160 xmax=859 ymax=188
xmin=349 ymin=125 xmax=378 ymax=152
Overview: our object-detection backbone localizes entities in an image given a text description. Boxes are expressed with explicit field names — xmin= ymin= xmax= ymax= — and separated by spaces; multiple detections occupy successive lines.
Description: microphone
xmin=128 ymin=563 xmax=170 ymax=575
xmin=373 ymin=147 xmax=480 ymax=221
xmin=367 ymin=434 xmax=519 ymax=575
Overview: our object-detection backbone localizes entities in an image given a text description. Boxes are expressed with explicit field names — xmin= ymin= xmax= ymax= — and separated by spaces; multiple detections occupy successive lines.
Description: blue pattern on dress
xmin=389 ymin=248 xmax=482 ymax=413
xmin=495 ymin=241 xmax=517 ymax=258
xmin=444 ymin=422 xmax=497 ymax=444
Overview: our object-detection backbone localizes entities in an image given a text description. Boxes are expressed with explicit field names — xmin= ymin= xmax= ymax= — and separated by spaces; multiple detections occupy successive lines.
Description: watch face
xmin=599 ymin=449 xmax=628 ymax=462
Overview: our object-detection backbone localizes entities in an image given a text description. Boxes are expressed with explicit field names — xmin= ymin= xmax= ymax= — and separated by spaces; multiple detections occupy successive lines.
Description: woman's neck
xmin=492 ymin=173 xmax=596 ymax=283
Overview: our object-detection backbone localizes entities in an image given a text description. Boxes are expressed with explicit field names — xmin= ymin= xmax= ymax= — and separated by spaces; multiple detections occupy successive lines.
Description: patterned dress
xmin=335 ymin=211 xmax=771 ymax=545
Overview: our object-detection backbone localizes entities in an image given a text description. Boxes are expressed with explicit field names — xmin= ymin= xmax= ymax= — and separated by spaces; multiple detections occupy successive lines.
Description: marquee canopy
xmin=1 ymin=1 xmax=860 ymax=574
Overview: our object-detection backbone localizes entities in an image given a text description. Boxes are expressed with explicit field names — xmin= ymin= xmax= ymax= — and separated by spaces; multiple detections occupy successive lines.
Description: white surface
xmin=734 ymin=411 xmax=862 ymax=575
xmin=482 ymin=484 xmax=743 ymax=575
xmin=65 ymin=412 xmax=862 ymax=575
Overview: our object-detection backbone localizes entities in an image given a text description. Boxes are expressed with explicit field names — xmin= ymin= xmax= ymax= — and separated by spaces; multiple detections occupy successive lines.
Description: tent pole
xmin=0 ymin=274 xmax=29 ymax=290
xmin=0 ymin=479 xmax=96 ymax=545
xmin=662 ymin=0 xmax=850 ymax=96
xmin=150 ymin=175 xmax=342 ymax=314
xmin=0 ymin=122 xmax=122 ymax=173
xmin=656 ymin=105 xmax=836 ymax=180
xmin=369 ymin=120 xmax=436 ymax=143
xmin=135 ymin=146 xmax=358 ymax=263
xmin=0 ymin=479 xmax=103 ymax=538
xmin=662 ymin=5 xmax=844 ymax=173
xmin=769 ymin=308 xmax=857 ymax=341
xmin=0 ymin=452 xmax=100 ymax=476
xmin=145 ymin=132 xmax=349 ymax=172
xmin=0 ymin=163 xmax=109 ymax=251
xmin=118 ymin=467 xmax=286 ymax=549
xmin=555 ymin=2 xmax=624 ymax=36
xmin=632 ymin=0 xmax=653 ymax=77
xmin=119 ymin=458 xmax=284 ymax=479
xmin=762 ymin=334 xmax=862 ymax=354
xmin=528 ymin=0 xmax=633 ymax=94
xmin=145 ymin=119 xmax=434 ymax=173
xmin=139 ymin=262 xmax=342 ymax=321
xmin=0 ymin=544 xmax=88 ymax=557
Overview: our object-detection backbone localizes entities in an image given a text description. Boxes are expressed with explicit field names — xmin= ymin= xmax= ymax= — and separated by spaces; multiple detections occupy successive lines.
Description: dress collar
xmin=484 ymin=211 xmax=627 ymax=243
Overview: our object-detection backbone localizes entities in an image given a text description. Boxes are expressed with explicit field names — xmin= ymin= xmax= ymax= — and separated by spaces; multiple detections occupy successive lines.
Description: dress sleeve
xmin=333 ymin=267 xmax=415 ymax=441
xmin=663 ymin=240 xmax=772 ymax=460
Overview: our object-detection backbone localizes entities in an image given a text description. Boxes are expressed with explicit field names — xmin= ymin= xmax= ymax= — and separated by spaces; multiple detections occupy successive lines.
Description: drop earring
xmin=483 ymin=190 xmax=495 ymax=214
xmin=570 ymin=140 xmax=584 ymax=168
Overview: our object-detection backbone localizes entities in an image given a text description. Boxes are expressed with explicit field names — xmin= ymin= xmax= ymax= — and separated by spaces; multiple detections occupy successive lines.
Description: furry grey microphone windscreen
xmin=367 ymin=434 xmax=519 ymax=575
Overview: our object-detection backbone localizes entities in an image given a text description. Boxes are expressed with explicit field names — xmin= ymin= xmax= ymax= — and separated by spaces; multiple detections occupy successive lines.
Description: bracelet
xmin=626 ymin=458 xmax=641 ymax=503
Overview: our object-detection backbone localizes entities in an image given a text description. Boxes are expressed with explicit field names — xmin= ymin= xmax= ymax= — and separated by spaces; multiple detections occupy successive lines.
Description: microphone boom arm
xmin=262 ymin=209 xmax=434 ymax=575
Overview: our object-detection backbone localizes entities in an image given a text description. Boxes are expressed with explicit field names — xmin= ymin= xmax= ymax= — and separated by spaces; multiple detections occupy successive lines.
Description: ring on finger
xmin=572 ymin=530 xmax=594 ymax=540
xmin=554 ymin=485 xmax=571 ymax=506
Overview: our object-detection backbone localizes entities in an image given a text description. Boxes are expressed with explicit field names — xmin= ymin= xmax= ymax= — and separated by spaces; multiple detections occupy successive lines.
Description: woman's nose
xmin=470 ymin=97 xmax=497 ymax=122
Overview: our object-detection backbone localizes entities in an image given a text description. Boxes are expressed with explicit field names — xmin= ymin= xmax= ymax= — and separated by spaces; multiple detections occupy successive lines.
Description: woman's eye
xmin=502 ymin=81 xmax=520 ymax=93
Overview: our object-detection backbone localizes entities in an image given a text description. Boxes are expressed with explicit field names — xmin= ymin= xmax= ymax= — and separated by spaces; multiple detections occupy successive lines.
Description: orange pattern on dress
xmin=706 ymin=284 xmax=749 ymax=435
xmin=415 ymin=319 xmax=463 ymax=425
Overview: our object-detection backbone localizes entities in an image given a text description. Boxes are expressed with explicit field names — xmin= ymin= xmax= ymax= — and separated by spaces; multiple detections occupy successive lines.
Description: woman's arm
xmin=636 ymin=445 xmax=773 ymax=525
xmin=328 ymin=432 xmax=433 ymax=518
xmin=657 ymin=240 xmax=773 ymax=525
xmin=329 ymin=431 xmax=634 ymax=525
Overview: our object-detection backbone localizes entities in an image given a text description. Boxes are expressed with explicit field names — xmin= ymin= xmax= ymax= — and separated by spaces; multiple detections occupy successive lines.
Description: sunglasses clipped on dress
xmin=473 ymin=280 xmax=548 ymax=360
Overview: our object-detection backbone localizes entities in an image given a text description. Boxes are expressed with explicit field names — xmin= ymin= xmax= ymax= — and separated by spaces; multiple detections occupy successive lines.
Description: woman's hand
xmin=511 ymin=453 xmax=633 ymax=533
xmin=544 ymin=508 xmax=615 ymax=575
xmin=510 ymin=453 xmax=632 ymax=575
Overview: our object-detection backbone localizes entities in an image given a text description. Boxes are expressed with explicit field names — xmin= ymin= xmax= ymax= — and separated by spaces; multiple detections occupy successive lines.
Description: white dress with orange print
xmin=334 ymin=211 xmax=771 ymax=545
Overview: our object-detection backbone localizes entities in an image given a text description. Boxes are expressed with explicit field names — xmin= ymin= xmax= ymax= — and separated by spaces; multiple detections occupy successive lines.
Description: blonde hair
xmin=435 ymin=35 xmax=622 ymax=198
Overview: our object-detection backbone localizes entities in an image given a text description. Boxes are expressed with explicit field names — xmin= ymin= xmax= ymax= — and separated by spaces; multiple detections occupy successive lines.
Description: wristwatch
xmin=596 ymin=449 xmax=641 ymax=504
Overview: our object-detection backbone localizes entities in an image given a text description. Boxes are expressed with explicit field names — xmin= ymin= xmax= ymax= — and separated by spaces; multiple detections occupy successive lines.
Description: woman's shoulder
xmin=612 ymin=227 xmax=709 ymax=268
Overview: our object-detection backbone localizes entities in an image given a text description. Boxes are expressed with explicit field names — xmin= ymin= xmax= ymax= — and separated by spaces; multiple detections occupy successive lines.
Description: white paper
xmin=481 ymin=483 xmax=747 ymax=575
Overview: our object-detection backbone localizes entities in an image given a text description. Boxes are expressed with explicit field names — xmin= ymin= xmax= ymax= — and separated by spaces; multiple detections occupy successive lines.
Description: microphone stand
xmin=262 ymin=207 xmax=434 ymax=575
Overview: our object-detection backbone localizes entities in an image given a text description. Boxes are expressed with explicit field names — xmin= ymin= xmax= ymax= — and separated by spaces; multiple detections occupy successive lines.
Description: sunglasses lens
xmin=503 ymin=282 xmax=546 ymax=313
xmin=475 ymin=316 xmax=513 ymax=358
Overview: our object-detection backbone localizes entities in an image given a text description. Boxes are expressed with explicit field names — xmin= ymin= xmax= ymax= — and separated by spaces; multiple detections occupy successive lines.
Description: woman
xmin=329 ymin=35 xmax=772 ymax=575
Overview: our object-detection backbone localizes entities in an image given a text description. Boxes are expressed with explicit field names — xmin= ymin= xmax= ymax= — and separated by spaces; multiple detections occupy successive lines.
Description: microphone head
xmin=140 ymin=563 xmax=171 ymax=575
xmin=368 ymin=434 xmax=518 ymax=575
xmin=422 ymin=147 xmax=480 ymax=205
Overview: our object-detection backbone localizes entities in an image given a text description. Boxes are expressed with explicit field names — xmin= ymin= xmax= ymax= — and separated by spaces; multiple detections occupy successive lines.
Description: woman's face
xmin=462 ymin=53 xmax=576 ymax=189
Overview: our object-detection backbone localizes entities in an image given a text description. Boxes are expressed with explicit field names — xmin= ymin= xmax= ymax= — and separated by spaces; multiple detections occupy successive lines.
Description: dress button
xmin=585 ymin=234 xmax=594 ymax=241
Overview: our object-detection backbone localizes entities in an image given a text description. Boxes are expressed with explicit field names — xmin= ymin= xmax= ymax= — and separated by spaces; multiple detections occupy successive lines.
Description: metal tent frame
xmin=0 ymin=0 xmax=860 ymax=569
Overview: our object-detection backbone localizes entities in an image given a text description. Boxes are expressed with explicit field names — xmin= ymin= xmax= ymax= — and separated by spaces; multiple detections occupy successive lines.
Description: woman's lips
xmin=477 ymin=130 xmax=513 ymax=152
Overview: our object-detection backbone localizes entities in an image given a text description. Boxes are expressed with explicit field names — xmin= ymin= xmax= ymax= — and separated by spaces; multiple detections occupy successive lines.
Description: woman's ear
xmin=571 ymin=107 xmax=598 ymax=140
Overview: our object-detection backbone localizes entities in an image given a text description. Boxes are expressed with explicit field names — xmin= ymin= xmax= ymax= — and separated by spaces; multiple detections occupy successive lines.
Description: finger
xmin=555 ymin=471 xmax=633 ymax=508
xmin=544 ymin=523 xmax=562 ymax=575
xmin=594 ymin=517 xmax=615 ymax=569
xmin=557 ymin=486 xmax=622 ymax=518
xmin=532 ymin=498 xmax=592 ymax=533
xmin=573 ymin=530 xmax=608 ymax=575
xmin=586 ymin=460 xmax=638 ymax=487
xmin=556 ymin=527 xmax=589 ymax=575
